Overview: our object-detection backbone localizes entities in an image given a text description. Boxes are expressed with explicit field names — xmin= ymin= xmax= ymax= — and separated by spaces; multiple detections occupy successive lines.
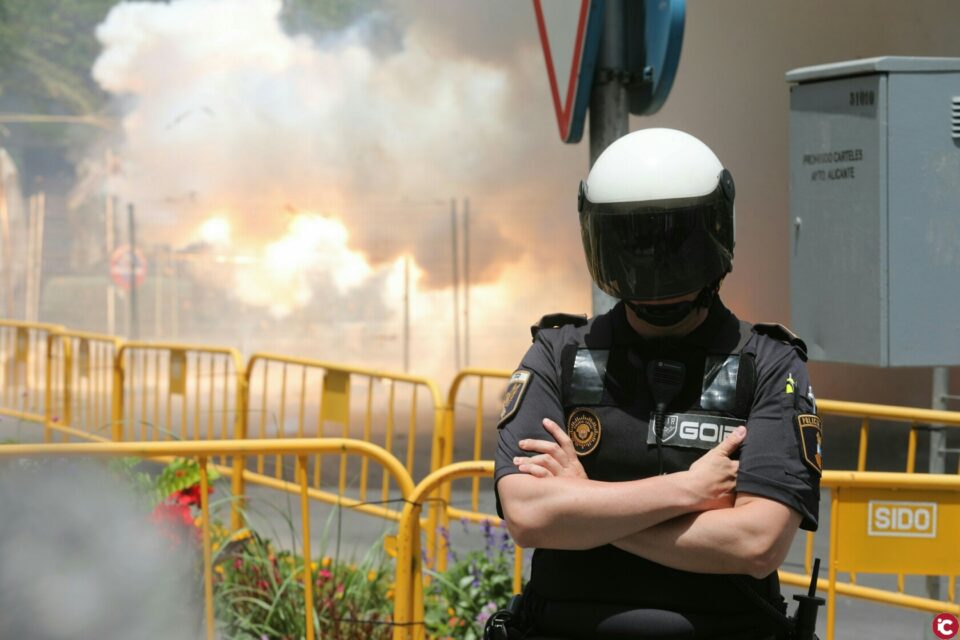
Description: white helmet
xmin=578 ymin=128 xmax=735 ymax=302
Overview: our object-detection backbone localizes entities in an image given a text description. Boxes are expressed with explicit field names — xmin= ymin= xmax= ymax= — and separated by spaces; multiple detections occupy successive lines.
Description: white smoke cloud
xmin=0 ymin=461 xmax=200 ymax=640
xmin=92 ymin=0 xmax=521 ymax=272
xmin=89 ymin=0 xmax=588 ymax=377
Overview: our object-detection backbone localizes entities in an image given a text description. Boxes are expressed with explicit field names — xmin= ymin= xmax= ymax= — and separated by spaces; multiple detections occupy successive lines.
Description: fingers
xmin=516 ymin=462 xmax=551 ymax=478
xmin=519 ymin=438 xmax=563 ymax=457
xmin=514 ymin=453 xmax=562 ymax=476
xmin=712 ymin=425 xmax=747 ymax=457
xmin=515 ymin=418 xmax=588 ymax=479
xmin=541 ymin=418 xmax=578 ymax=459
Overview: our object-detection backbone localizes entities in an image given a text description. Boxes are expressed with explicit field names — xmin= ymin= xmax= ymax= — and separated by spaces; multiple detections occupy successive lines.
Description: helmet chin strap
xmin=625 ymin=280 xmax=721 ymax=328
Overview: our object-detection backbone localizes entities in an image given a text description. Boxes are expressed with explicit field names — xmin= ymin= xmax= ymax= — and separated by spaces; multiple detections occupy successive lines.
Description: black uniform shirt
xmin=494 ymin=300 xmax=820 ymax=615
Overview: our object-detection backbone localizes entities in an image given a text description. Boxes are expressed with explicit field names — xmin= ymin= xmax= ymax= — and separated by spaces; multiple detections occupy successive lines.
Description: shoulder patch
xmin=498 ymin=370 xmax=532 ymax=427
xmin=795 ymin=414 xmax=823 ymax=475
xmin=753 ymin=322 xmax=808 ymax=360
xmin=530 ymin=312 xmax=588 ymax=341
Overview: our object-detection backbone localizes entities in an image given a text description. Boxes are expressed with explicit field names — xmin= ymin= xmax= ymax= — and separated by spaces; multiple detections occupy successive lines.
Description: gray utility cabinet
xmin=787 ymin=57 xmax=960 ymax=367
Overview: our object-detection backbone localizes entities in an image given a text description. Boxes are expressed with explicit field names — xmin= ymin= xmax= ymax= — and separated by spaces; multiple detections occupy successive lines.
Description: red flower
xmin=170 ymin=484 xmax=212 ymax=507
xmin=150 ymin=502 xmax=198 ymax=547
xmin=149 ymin=481 xmax=212 ymax=547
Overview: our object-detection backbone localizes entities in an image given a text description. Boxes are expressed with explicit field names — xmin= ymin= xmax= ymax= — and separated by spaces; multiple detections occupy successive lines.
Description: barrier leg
xmin=298 ymin=456 xmax=315 ymax=640
xmin=199 ymin=457 xmax=215 ymax=640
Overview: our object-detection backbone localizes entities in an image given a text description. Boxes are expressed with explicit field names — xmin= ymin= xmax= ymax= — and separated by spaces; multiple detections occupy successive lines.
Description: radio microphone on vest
xmin=646 ymin=359 xmax=685 ymax=475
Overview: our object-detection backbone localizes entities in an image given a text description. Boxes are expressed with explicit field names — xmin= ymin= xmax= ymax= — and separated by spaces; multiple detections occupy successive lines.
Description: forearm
xmin=612 ymin=496 xmax=801 ymax=579
xmin=497 ymin=472 xmax=707 ymax=550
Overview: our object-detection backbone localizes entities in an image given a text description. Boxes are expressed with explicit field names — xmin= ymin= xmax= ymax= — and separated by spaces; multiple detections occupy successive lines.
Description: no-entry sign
xmin=110 ymin=244 xmax=147 ymax=290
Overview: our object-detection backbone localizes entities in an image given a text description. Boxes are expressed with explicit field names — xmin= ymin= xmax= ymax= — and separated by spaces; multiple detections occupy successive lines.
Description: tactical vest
xmin=532 ymin=312 xmax=807 ymax=457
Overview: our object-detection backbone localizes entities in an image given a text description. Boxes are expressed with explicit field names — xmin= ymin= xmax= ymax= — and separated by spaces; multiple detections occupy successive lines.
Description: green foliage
xmin=154 ymin=457 xmax=221 ymax=504
xmin=106 ymin=456 xmax=156 ymax=503
xmin=211 ymin=526 xmax=393 ymax=640
xmin=0 ymin=0 xmax=382 ymax=118
xmin=424 ymin=519 xmax=517 ymax=640
xmin=0 ymin=0 xmax=118 ymax=115
xmin=119 ymin=458 xmax=520 ymax=640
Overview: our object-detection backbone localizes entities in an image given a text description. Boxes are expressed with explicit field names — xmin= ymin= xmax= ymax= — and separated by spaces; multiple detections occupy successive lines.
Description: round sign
xmin=109 ymin=244 xmax=147 ymax=290
xmin=933 ymin=613 xmax=959 ymax=640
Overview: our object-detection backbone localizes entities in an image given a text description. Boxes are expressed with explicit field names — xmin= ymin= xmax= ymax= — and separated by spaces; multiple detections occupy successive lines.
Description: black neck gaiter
xmin=624 ymin=284 xmax=718 ymax=328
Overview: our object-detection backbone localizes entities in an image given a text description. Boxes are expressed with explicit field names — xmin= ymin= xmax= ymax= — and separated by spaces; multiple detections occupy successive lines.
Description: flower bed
xmin=122 ymin=458 xmax=518 ymax=640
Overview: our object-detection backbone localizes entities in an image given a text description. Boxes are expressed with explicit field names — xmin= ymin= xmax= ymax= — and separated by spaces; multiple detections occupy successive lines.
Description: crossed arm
xmin=497 ymin=419 xmax=801 ymax=579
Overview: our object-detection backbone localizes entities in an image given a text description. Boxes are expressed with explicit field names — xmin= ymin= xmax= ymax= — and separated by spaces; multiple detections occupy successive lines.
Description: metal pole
xmin=0 ymin=167 xmax=13 ymax=318
xmin=24 ymin=195 xmax=34 ymax=320
xmin=105 ymin=153 xmax=116 ymax=255
xmin=34 ymin=192 xmax=44 ymax=321
xmin=451 ymin=198 xmax=461 ymax=371
xmin=463 ymin=197 xmax=470 ymax=367
xmin=589 ymin=0 xmax=628 ymax=316
xmin=403 ymin=255 xmax=410 ymax=373
xmin=925 ymin=366 xmax=949 ymax=611
xmin=171 ymin=247 xmax=179 ymax=339
xmin=106 ymin=192 xmax=116 ymax=335
xmin=128 ymin=204 xmax=139 ymax=340
xmin=154 ymin=247 xmax=163 ymax=338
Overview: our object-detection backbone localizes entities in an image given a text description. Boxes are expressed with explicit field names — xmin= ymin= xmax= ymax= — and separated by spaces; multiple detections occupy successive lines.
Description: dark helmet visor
xmin=579 ymin=184 xmax=734 ymax=301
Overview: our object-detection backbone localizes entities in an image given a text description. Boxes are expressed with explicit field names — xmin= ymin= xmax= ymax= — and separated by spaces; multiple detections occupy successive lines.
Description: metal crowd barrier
xmin=786 ymin=470 xmax=960 ymax=640
xmin=443 ymin=368 xmax=960 ymax=630
xmin=45 ymin=330 xmax=121 ymax=443
xmin=0 ymin=438 xmax=415 ymax=640
xmin=798 ymin=400 xmax=960 ymax=597
xmin=0 ymin=320 xmax=62 ymax=426
xmin=437 ymin=369 xmax=519 ymax=586
xmin=115 ymin=342 xmax=248 ymax=528
xmin=395 ymin=463 xmax=960 ymax=640
xmin=115 ymin=342 xmax=246 ymax=444
xmin=7 ymin=319 xmax=960 ymax=637
xmin=241 ymin=354 xmax=446 ymax=557
xmin=396 ymin=460 xmax=496 ymax=640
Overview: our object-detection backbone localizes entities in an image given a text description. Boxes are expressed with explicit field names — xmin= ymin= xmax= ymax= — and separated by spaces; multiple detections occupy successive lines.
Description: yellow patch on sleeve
xmin=498 ymin=370 xmax=531 ymax=427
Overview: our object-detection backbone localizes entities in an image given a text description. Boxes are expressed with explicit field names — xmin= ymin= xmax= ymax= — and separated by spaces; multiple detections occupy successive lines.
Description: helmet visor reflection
xmin=580 ymin=189 xmax=734 ymax=301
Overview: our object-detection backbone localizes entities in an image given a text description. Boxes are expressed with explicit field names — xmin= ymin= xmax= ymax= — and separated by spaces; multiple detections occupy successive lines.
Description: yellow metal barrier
xmin=780 ymin=470 xmax=960 ymax=640
xmin=45 ymin=330 xmax=122 ymax=443
xmin=0 ymin=320 xmax=62 ymax=425
xmin=0 ymin=438 xmax=415 ymax=640
xmin=437 ymin=369 xmax=516 ymax=578
xmin=115 ymin=342 xmax=246 ymax=444
xmin=443 ymin=370 xmax=960 ymax=633
xmin=817 ymin=399 xmax=960 ymax=474
xmin=403 ymin=464 xmax=960 ymax=640
xmin=241 ymin=354 xmax=446 ymax=550
xmin=396 ymin=460 xmax=496 ymax=640
xmin=116 ymin=342 xmax=248 ymax=529
xmin=809 ymin=400 xmax=960 ymax=592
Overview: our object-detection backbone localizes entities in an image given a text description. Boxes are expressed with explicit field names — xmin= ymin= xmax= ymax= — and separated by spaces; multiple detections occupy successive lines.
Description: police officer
xmin=494 ymin=129 xmax=822 ymax=639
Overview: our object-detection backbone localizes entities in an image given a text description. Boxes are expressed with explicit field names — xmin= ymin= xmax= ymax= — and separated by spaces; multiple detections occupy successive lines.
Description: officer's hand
xmin=513 ymin=418 xmax=587 ymax=479
xmin=686 ymin=425 xmax=746 ymax=509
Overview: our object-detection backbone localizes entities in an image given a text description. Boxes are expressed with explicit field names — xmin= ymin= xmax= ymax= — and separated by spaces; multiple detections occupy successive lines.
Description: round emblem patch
xmin=566 ymin=408 xmax=601 ymax=456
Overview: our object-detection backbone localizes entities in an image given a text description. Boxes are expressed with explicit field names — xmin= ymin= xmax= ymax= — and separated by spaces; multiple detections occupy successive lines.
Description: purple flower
xmin=499 ymin=531 xmax=513 ymax=553
xmin=476 ymin=601 xmax=499 ymax=627
xmin=437 ymin=525 xmax=458 ymax=563
xmin=482 ymin=519 xmax=496 ymax=557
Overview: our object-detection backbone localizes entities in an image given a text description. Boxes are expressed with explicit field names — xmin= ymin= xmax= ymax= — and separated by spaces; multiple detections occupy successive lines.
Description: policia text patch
xmin=796 ymin=414 xmax=823 ymax=475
